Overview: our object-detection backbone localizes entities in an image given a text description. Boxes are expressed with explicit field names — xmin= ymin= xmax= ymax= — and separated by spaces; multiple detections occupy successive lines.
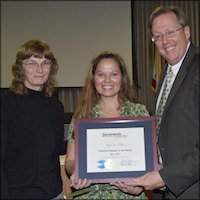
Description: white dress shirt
xmin=156 ymin=41 xmax=191 ymax=112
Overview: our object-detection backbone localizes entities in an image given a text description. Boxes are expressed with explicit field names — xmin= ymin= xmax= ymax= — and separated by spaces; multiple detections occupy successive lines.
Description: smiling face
xmin=94 ymin=58 xmax=122 ymax=99
xmin=152 ymin=12 xmax=190 ymax=65
xmin=22 ymin=56 xmax=51 ymax=91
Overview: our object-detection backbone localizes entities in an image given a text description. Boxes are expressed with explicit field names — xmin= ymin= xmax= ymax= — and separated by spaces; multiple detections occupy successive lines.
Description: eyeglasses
xmin=151 ymin=27 xmax=183 ymax=43
xmin=23 ymin=60 xmax=52 ymax=69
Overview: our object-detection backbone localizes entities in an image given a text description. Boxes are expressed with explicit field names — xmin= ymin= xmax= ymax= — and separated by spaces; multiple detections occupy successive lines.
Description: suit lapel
xmin=162 ymin=66 xmax=187 ymax=117
xmin=161 ymin=43 xmax=196 ymax=119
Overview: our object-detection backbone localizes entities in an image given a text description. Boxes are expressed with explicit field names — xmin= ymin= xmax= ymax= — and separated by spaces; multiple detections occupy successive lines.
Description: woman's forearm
xmin=65 ymin=159 xmax=75 ymax=177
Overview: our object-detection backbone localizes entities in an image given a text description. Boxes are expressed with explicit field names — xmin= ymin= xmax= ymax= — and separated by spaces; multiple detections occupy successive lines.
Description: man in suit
xmin=112 ymin=6 xmax=199 ymax=199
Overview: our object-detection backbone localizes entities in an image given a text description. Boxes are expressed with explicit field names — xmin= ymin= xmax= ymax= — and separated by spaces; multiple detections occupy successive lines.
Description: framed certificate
xmin=74 ymin=116 xmax=158 ymax=183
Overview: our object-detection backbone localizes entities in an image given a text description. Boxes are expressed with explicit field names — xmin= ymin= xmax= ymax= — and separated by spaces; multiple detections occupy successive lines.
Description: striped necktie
xmin=156 ymin=66 xmax=173 ymax=164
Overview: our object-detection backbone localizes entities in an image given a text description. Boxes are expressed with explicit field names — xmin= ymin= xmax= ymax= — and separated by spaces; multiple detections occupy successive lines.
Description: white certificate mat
xmin=74 ymin=116 xmax=158 ymax=183
xmin=87 ymin=127 xmax=145 ymax=173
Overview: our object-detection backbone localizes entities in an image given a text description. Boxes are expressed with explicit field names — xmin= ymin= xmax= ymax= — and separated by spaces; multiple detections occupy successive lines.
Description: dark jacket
xmin=154 ymin=43 xmax=199 ymax=199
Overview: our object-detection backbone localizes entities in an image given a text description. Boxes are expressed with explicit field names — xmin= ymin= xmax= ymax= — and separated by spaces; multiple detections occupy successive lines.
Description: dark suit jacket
xmin=153 ymin=43 xmax=199 ymax=199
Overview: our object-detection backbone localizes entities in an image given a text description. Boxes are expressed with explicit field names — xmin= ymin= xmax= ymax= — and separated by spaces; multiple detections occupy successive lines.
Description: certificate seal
xmin=104 ymin=159 xmax=115 ymax=169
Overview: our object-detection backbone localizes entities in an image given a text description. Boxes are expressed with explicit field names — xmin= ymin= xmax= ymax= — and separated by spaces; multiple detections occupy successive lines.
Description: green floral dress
xmin=67 ymin=101 xmax=149 ymax=199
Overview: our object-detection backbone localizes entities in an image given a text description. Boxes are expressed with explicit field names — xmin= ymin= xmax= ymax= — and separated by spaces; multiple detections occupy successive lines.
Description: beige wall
xmin=1 ymin=1 xmax=132 ymax=88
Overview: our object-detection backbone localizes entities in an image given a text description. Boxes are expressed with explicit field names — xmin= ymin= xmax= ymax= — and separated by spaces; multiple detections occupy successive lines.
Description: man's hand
xmin=124 ymin=171 xmax=165 ymax=191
